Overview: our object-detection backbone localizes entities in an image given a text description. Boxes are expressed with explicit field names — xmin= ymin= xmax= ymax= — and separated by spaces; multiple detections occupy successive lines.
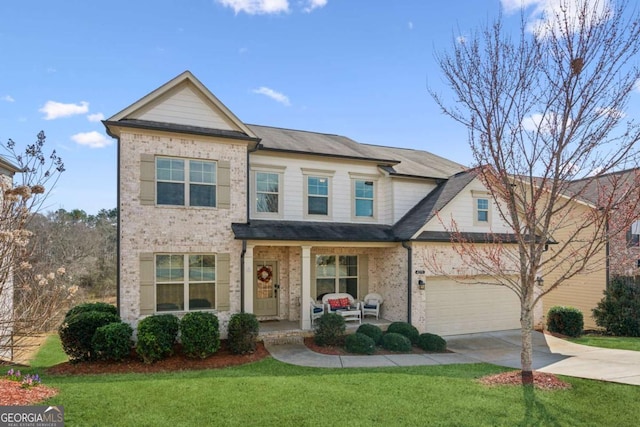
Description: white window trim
xmin=315 ymin=254 xmax=359 ymax=299
xmin=155 ymin=157 xmax=218 ymax=208
xmin=251 ymin=165 xmax=285 ymax=219
xmin=350 ymin=173 xmax=378 ymax=221
xmin=154 ymin=253 xmax=217 ymax=313
xmin=302 ymin=168 xmax=335 ymax=220
xmin=472 ymin=191 xmax=491 ymax=226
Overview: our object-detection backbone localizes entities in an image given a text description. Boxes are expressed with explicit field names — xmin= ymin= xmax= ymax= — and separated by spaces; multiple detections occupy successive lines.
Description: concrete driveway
xmin=445 ymin=329 xmax=640 ymax=386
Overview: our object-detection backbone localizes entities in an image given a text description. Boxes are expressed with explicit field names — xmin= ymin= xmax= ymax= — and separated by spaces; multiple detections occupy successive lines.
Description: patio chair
xmin=310 ymin=299 xmax=325 ymax=325
xmin=362 ymin=293 xmax=383 ymax=319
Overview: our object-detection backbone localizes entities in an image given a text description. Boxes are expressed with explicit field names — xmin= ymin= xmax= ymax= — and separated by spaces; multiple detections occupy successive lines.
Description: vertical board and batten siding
xmin=425 ymin=279 xmax=521 ymax=336
xmin=133 ymin=84 xmax=236 ymax=131
xmin=542 ymin=204 xmax=606 ymax=330
xmin=392 ymin=179 xmax=437 ymax=223
xmin=250 ymin=153 xmax=393 ymax=224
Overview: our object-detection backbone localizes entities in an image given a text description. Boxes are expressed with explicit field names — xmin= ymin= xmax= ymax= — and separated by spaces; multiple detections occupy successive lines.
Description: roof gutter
xmin=401 ymin=241 xmax=412 ymax=325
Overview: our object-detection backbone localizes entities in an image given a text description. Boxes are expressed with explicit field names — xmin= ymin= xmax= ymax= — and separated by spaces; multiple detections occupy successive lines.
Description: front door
xmin=254 ymin=261 xmax=278 ymax=316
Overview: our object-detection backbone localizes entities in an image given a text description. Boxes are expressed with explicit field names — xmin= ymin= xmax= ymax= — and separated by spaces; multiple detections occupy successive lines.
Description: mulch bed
xmin=303 ymin=337 xmax=450 ymax=356
xmin=0 ymin=379 xmax=59 ymax=406
xmin=478 ymin=370 xmax=572 ymax=390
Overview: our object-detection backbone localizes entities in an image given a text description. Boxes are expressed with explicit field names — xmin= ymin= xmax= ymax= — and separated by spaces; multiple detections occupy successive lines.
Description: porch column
xmin=244 ymin=244 xmax=254 ymax=314
xmin=301 ymin=245 xmax=312 ymax=330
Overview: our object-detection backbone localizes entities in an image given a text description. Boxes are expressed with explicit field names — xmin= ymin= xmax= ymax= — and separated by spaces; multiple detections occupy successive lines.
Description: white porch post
xmin=244 ymin=244 xmax=254 ymax=314
xmin=301 ymin=245 xmax=312 ymax=330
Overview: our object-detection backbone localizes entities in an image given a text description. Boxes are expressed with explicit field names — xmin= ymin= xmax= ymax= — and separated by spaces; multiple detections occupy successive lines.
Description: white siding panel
xmin=425 ymin=279 xmax=521 ymax=335
xmin=393 ymin=180 xmax=436 ymax=222
xmin=136 ymin=85 xmax=235 ymax=130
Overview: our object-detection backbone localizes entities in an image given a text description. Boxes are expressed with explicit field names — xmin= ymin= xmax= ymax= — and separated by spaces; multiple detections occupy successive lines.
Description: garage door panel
xmin=425 ymin=280 xmax=521 ymax=336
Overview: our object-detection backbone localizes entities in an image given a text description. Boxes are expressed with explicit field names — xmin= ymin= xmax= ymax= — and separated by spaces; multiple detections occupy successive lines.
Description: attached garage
xmin=425 ymin=279 xmax=521 ymax=336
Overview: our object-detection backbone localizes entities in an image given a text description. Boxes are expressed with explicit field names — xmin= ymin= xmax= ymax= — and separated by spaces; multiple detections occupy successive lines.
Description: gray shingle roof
xmin=232 ymin=220 xmax=396 ymax=242
xmin=247 ymin=124 xmax=464 ymax=180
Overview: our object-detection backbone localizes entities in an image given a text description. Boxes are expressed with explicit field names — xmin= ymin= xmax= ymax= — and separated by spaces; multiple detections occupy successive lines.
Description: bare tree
xmin=430 ymin=0 xmax=640 ymax=383
xmin=0 ymin=131 xmax=67 ymax=361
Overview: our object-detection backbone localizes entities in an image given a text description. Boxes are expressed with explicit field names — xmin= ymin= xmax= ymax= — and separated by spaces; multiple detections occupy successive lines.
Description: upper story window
xmin=472 ymin=191 xmax=491 ymax=226
xmin=627 ymin=220 xmax=640 ymax=247
xmin=156 ymin=158 xmax=216 ymax=207
xmin=354 ymin=179 xmax=375 ymax=218
xmin=155 ymin=254 xmax=216 ymax=312
xmin=301 ymin=169 xmax=334 ymax=219
xmin=256 ymin=172 xmax=280 ymax=213
xmin=251 ymin=166 xmax=285 ymax=218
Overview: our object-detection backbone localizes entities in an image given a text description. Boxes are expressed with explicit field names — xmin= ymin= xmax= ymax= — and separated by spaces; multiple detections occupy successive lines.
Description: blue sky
xmin=0 ymin=0 xmax=634 ymax=214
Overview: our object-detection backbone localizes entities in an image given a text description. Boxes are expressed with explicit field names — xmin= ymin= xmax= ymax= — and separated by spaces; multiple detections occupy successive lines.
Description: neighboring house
xmin=0 ymin=156 xmax=22 ymax=361
xmin=103 ymin=71 xmax=534 ymax=337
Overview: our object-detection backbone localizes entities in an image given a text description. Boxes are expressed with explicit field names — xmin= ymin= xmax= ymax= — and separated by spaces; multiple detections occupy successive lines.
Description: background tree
xmin=430 ymin=0 xmax=640 ymax=383
xmin=0 ymin=131 xmax=67 ymax=361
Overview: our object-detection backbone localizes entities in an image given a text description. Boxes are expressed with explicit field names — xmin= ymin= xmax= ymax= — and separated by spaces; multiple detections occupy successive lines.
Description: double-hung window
xmin=472 ymin=191 xmax=491 ymax=226
xmin=256 ymin=172 xmax=280 ymax=214
xmin=315 ymin=255 xmax=358 ymax=300
xmin=308 ymin=176 xmax=329 ymax=215
xmin=156 ymin=158 xmax=216 ymax=207
xmin=628 ymin=220 xmax=640 ymax=247
xmin=354 ymin=179 xmax=375 ymax=218
xmin=155 ymin=254 xmax=216 ymax=312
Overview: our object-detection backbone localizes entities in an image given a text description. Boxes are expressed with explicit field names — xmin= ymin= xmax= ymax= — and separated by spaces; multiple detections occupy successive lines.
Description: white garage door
xmin=425 ymin=280 xmax=521 ymax=336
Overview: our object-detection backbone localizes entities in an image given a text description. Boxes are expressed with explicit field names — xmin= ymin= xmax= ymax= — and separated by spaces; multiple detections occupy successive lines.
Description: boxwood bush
xmin=593 ymin=277 xmax=640 ymax=337
xmin=386 ymin=322 xmax=419 ymax=344
xmin=180 ymin=312 xmax=220 ymax=359
xmin=314 ymin=313 xmax=346 ymax=346
xmin=356 ymin=324 xmax=383 ymax=345
xmin=547 ymin=306 xmax=584 ymax=337
xmin=92 ymin=321 xmax=133 ymax=361
xmin=345 ymin=333 xmax=376 ymax=355
xmin=64 ymin=302 xmax=117 ymax=319
xmin=416 ymin=333 xmax=447 ymax=352
xmin=136 ymin=314 xmax=180 ymax=364
xmin=381 ymin=332 xmax=412 ymax=352
xmin=59 ymin=311 xmax=121 ymax=362
xmin=228 ymin=313 xmax=259 ymax=354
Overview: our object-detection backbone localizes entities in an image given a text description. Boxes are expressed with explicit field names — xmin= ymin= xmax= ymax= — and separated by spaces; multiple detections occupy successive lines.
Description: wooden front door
xmin=254 ymin=261 xmax=278 ymax=316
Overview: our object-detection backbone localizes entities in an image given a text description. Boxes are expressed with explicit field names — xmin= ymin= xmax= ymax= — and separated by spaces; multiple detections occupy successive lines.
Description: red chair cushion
xmin=328 ymin=299 xmax=342 ymax=309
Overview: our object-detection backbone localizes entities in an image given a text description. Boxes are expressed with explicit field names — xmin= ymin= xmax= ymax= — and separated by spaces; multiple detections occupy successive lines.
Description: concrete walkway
xmin=265 ymin=330 xmax=640 ymax=385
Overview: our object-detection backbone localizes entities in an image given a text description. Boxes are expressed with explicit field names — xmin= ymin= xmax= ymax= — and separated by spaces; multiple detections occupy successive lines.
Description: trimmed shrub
xmin=547 ymin=306 xmax=584 ymax=337
xmin=593 ymin=277 xmax=640 ymax=337
xmin=345 ymin=333 xmax=376 ymax=355
xmin=65 ymin=302 xmax=117 ymax=319
xmin=356 ymin=323 xmax=383 ymax=345
xmin=416 ymin=333 xmax=447 ymax=352
xmin=92 ymin=322 xmax=133 ymax=361
xmin=314 ymin=313 xmax=346 ymax=346
xmin=136 ymin=314 xmax=180 ymax=364
xmin=386 ymin=322 xmax=420 ymax=344
xmin=180 ymin=312 xmax=220 ymax=359
xmin=228 ymin=313 xmax=259 ymax=354
xmin=59 ymin=311 xmax=121 ymax=362
xmin=381 ymin=332 xmax=412 ymax=352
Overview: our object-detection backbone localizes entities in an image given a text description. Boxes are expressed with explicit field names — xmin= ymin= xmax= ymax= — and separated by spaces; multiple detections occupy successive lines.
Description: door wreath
xmin=257 ymin=266 xmax=272 ymax=283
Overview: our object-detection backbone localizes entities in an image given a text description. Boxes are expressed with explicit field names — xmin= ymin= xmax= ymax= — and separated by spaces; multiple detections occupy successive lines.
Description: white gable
xmin=418 ymin=177 xmax=512 ymax=235
xmin=132 ymin=82 xmax=235 ymax=131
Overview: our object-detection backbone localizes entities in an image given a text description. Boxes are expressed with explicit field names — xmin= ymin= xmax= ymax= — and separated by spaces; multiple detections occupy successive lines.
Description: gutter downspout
xmin=240 ymin=141 xmax=262 ymax=313
xmin=402 ymin=241 xmax=412 ymax=324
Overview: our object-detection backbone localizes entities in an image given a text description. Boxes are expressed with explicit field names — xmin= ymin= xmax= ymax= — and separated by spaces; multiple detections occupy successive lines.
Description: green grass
xmin=569 ymin=335 xmax=640 ymax=352
xmin=29 ymin=339 xmax=640 ymax=426
xmin=29 ymin=335 xmax=68 ymax=369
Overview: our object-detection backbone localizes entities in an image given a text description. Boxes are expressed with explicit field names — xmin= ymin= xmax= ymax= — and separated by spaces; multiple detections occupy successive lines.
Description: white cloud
xmin=303 ymin=0 xmax=327 ymax=13
xmin=501 ymin=0 xmax=612 ymax=37
xmin=252 ymin=87 xmax=291 ymax=106
xmin=87 ymin=113 xmax=105 ymax=122
xmin=596 ymin=107 xmax=625 ymax=119
xmin=39 ymin=101 xmax=89 ymax=120
xmin=408 ymin=21 xmax=414 ymax=30
xmin=71 ymin=131 xmax=112 ymax=148
xmin=217 ymin=0 xmax=289 ymax=15
xmin=2 ymin=95 xmax=15 ymax=102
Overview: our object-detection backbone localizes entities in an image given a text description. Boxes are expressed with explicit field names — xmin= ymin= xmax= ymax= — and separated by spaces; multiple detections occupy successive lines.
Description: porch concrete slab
xmin=340 ymin=355 xmax=398 ymax=368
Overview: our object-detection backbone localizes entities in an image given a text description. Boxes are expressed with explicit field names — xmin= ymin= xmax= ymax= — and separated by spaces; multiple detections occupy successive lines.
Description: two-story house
xmin=104 ymin=71 xmax=528 ymax=337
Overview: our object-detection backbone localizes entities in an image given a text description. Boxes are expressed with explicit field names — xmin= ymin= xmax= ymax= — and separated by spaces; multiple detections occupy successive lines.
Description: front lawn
xmin=24 ymin=337 xmax=640 ymax=426
xmin=569 ymin=335 xmax=640 ymax=352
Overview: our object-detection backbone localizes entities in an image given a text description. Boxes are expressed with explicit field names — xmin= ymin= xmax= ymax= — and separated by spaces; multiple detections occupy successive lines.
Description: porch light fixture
xmin=418 ymin=279 xmax=426 ymax=290
xmin=535 ymin=276 xmax=544 ymax=288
